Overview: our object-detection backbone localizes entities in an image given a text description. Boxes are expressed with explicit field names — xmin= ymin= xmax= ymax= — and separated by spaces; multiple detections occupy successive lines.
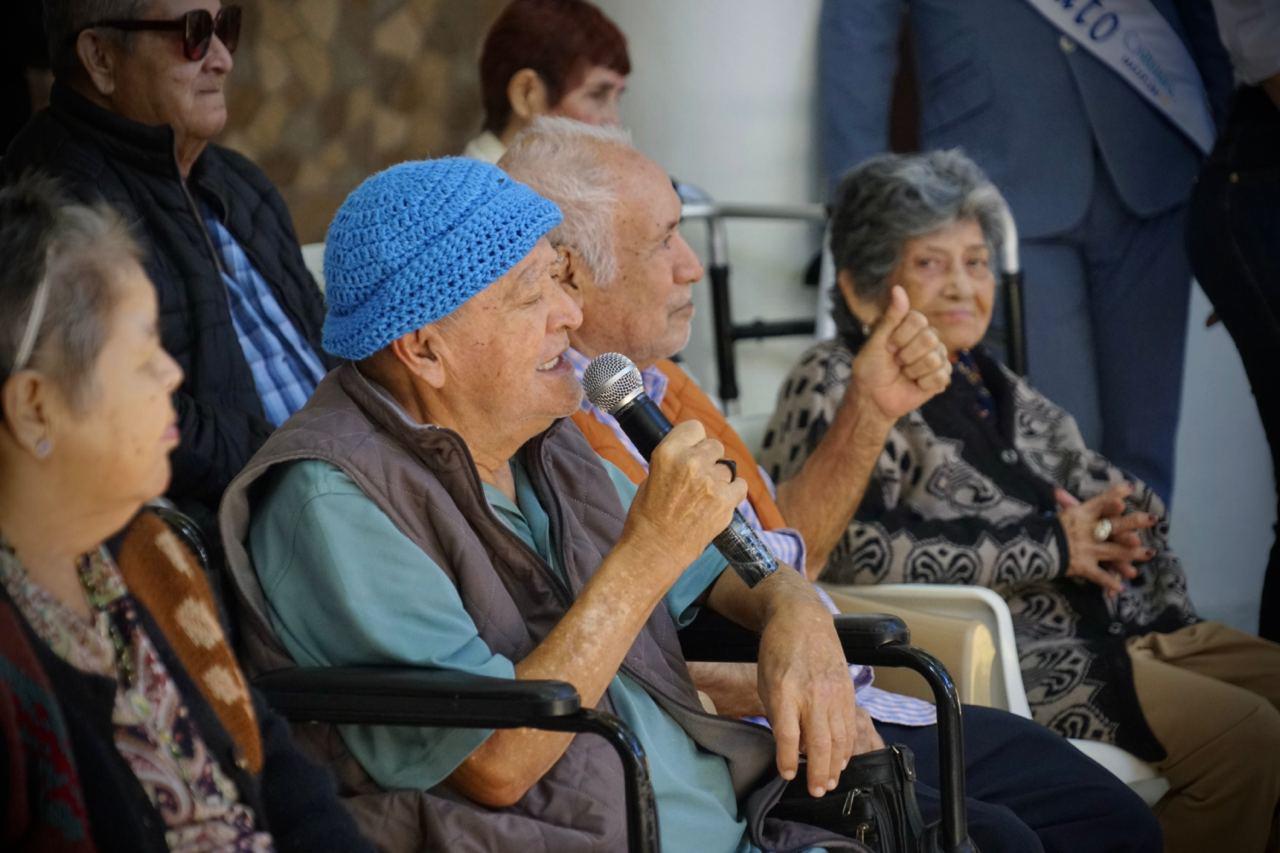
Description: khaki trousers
xmin=1128 ymin=622 xmax=1280 ymax=853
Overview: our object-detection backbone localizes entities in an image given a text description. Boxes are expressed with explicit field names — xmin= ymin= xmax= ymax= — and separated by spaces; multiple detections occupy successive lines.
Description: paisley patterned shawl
xmin=0 ymin=533 xmax=272 ymax=850
xmin=759 ymin=335 xmax=1197 ymax=760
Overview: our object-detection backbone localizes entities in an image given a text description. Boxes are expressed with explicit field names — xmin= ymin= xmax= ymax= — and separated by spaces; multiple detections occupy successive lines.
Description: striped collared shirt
xmin=567 ymin=348 xmax=935 ymax=726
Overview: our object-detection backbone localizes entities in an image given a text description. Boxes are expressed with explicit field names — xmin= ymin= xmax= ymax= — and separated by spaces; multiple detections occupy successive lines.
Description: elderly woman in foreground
xmin=760 ymin=150 xmax=1280 ymax=853
xmin=0 ymin=177 xmax=369 ymax=852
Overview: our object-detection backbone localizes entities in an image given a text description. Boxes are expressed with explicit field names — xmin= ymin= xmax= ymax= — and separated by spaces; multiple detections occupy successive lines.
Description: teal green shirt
xmin=250 ymin=457 xmax=757 ymax=853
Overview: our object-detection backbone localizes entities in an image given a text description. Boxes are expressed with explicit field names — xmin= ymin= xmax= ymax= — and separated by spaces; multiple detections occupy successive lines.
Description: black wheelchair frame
xmin=151 ymin=490 xmax=977 ymax=851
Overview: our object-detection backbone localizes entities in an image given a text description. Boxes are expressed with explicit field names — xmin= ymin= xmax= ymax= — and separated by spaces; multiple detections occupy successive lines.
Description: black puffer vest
xmin=4 ymin=83 xmax=331 ymax=527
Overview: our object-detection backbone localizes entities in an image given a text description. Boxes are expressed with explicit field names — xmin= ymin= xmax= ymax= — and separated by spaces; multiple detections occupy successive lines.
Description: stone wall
xmin=221 ymin=0 xmax=508 ymax=242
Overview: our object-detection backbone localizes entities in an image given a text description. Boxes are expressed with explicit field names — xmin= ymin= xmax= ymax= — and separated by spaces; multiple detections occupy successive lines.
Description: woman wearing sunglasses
xmin=3 ymin=1 xmax=333 ymax=543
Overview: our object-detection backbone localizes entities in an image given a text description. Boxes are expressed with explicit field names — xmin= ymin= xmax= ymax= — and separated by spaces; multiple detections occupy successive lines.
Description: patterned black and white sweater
xmin=760 ymin=335 xmax=1198 ymax=761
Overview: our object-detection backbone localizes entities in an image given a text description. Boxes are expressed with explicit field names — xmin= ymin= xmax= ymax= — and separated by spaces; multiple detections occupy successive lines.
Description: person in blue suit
xmin=819 ymin=0 xmax=1233 ymax=504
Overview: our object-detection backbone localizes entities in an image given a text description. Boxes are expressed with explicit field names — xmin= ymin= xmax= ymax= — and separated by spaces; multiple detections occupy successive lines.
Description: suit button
xmin=1059 ymin=35 xmax=1076 ymax=54
xmin=1108 ymin=622 xmax=1124 ymax=636
xmin=1001 ymin=448 xmax=1019 ymax=465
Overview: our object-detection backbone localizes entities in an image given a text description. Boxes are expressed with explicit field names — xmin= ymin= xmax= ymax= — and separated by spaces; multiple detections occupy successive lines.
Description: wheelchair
xmin=149 ymin=501 xmax=977 ymax=851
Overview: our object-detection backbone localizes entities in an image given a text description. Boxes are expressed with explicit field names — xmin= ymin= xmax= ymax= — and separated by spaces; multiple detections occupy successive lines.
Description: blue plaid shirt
xmin=202 ymin=207 xmax=326 ymax=427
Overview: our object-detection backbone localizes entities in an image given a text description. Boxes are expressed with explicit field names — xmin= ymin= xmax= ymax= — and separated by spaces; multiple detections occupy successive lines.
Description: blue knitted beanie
xmin=321 ymin=157 xmax=563 ymax=361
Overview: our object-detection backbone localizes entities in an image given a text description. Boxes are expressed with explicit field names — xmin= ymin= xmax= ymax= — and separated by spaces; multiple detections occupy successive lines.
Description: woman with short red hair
xmin=465 ymin=0 xmax=630 ymax=163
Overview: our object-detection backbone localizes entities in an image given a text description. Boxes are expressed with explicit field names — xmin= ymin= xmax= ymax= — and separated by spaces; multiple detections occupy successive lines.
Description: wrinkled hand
xmin=850 ymin=286 xmax=952 ymax=422
xmin=852 ymin=702 xmax=884 ymax=753
xmin=757 ymin=598 xmax=868 ymax=797
xmin=623 ymin=420 xmax=748 ymax=582
xmin=1056 ymin=483 xmax=1156 ymax=597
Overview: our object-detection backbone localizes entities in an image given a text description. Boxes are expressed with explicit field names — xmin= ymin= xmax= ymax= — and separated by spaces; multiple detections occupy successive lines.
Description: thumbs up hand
xmin=850 ymin=286 xmax=952 ymax=422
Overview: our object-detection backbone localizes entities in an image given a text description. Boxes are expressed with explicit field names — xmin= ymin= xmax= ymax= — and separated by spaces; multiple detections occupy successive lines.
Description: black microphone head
xmin=582 ymin=352 xmax=644 ymax=414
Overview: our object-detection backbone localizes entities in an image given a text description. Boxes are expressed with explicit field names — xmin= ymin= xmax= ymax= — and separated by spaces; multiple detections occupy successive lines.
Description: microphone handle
xmin=714 ymin=511 xmax=782 ymax=588
xmin=614 ymin=392 xmax=671 ymax=459
xmin=614 ymin=395 xmax=779 ymax=588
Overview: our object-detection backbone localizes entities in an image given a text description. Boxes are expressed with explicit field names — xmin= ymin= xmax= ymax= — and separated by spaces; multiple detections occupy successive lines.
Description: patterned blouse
xmin=759 ymin=335 xmax=1198 ymax=760
xmin=0 ymin=541 xmax=274 ymax=852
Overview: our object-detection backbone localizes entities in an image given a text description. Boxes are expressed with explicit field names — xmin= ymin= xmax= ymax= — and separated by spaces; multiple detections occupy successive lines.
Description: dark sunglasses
xmin=85 ymin=5 xmax=242 ymax=62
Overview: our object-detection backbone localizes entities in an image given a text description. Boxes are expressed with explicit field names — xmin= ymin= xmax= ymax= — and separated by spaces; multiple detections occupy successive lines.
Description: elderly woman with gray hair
xmin=0 ymin=176 xmax=370 ymax=852
xmin=760 ymin=150 xmax=1280 ymax=852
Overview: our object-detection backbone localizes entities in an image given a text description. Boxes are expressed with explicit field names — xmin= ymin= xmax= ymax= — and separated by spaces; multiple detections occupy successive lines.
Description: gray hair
xmin=829 ymin=149 xmax=1007 ymax=340
xmin=44 ymin=0 xmax=150 ymax=79
xmin=0 ymin=173 xmax=143 ymax=413
xmin=500 ymin=116 xmax=635 ymax=286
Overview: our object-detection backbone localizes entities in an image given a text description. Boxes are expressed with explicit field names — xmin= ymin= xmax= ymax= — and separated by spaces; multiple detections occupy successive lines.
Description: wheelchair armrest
xmin=677 ymin=609 xmax=972 ymax=851
xmin=678 ymin=610 xmax=909 ymax=663
xmin=833 ymin=612 xmax=911 ymax=652
xmin=252 ymin=666 xmax=580 ymax=728
xmin=254 ymin=666 xmax=661 ymax=852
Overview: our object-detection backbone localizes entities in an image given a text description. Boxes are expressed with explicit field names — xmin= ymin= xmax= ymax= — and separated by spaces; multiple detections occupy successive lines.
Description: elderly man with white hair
xmin=499 ymin=116 xmax=1163 ymax=853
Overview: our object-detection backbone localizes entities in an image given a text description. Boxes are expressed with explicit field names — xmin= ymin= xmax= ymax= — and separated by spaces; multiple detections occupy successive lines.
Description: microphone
xmin=582 ymin=352 xmax=779 ymax=588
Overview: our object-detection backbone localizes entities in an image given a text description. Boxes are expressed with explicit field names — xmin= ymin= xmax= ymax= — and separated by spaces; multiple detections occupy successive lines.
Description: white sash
xmin=1023 ymin=0 xmax=1216 ymax=153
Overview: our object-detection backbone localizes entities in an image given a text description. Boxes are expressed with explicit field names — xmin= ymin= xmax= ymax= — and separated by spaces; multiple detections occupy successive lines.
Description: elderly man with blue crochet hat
xmin=218 ymin=157 xmax=872 ymax=852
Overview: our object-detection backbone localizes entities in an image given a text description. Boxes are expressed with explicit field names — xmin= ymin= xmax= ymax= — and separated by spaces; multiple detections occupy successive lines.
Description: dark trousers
xmin=1187 ymin=86 xmax=1280 ymax=641
xmin=879 ymin=706 xmax=1162 ymax=853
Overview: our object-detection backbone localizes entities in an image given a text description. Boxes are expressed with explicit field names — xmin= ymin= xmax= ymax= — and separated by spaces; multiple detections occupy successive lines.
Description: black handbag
xmin=766 ymin=744 xmax=947 ymax=853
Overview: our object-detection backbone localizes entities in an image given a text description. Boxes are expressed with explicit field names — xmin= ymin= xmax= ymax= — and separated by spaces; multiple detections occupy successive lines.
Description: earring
xmin=34 ymin=438 xmax=52 ymax=459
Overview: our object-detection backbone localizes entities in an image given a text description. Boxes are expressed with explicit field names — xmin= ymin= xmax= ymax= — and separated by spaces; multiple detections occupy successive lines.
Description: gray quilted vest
xmin=221 ymin=363 xmax=854 ymax=852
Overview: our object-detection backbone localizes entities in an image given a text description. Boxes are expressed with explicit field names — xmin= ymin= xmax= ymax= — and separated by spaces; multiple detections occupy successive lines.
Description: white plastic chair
xmin=824 ymin=583 xmax=1170 ymax=806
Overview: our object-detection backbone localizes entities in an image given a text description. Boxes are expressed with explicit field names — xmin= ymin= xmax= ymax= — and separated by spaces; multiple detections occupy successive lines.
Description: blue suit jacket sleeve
xmin=819 ymin=0 xmax=906 ymax=199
